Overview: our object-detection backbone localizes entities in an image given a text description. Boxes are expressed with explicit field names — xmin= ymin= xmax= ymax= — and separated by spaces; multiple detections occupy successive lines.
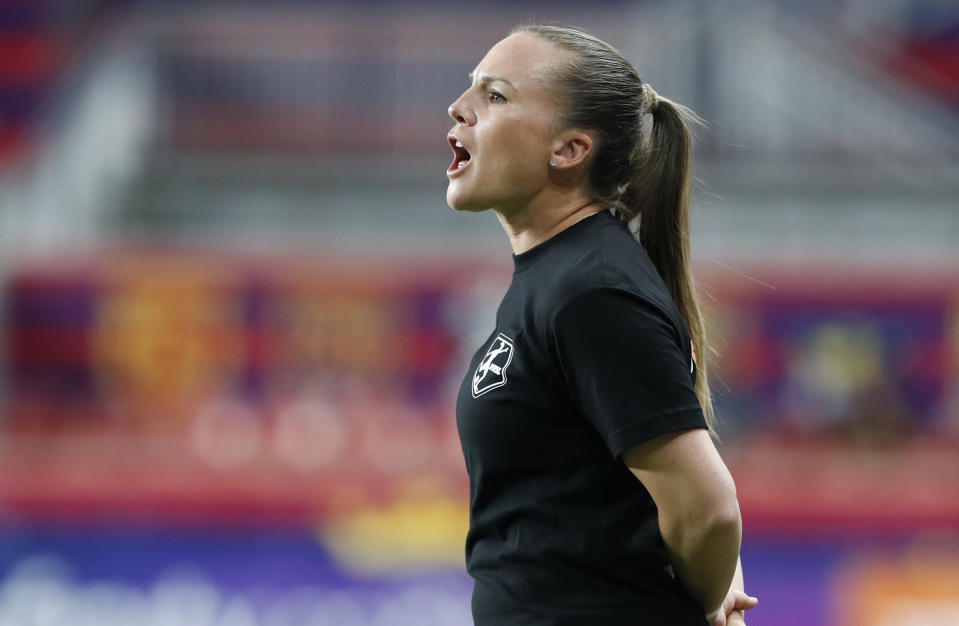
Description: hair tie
xmin=642 ymin=83 xmax=659 ymax=112
xmin=637 ymin=83 xmax=657 ymax=145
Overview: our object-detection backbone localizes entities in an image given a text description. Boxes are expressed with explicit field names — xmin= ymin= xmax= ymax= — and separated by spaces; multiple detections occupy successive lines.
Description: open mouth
xmin=448 ymin=137 xmax=471 ymax=174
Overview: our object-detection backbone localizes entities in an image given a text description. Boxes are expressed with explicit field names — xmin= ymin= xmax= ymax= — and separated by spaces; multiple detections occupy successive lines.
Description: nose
xmin=448 ymin=92 xmax=475 ymax=125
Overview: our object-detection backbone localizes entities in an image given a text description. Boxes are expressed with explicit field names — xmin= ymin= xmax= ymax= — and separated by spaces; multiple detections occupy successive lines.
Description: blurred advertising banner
xmin=3 ymin=254 xmax=959 ymax=522
xmin=705 ymin=265 xmax=959 ymax=533
xmin=1 ymin=526 xmax=958 ymax=626
xmin=1 ymin=253 xmax=493 ymax=521
xmin=834 ymin=546 xmax=959 ymax=626
xmin=708 ymin=267 xmax=959 ymax=440
xmin=2 ymin=253 xmax=959 ymax=626
xmin=0 ymin=523 xmax=473 ymax=626
xmin=741 ymin=535 xmax=959 ymax=626
xmin=0 ymin=252 xmax=488 ymax=625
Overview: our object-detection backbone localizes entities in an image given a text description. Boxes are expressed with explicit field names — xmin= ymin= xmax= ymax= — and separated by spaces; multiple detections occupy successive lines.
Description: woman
xmin=448 ymin=25 xmax=758 ymax=626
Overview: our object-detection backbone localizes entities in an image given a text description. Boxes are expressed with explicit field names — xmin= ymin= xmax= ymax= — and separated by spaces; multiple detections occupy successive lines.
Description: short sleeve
xmin=550 ymin=288 xmax=707 ymax=459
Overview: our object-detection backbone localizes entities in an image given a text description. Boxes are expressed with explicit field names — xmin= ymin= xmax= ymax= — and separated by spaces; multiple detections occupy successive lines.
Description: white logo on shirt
xmin=472 ymin=333 xmax=514 ymax=398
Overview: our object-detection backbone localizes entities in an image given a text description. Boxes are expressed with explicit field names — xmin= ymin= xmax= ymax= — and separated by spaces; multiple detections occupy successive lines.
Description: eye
xmin=488 ymin=90 xmax=506 ymax=103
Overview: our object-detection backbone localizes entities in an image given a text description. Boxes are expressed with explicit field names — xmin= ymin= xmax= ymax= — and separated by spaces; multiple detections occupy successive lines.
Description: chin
xmin=448 ymin=201 xmax=489 ymax=214
xmin=446 ymin=185 xmax=487 ymax=213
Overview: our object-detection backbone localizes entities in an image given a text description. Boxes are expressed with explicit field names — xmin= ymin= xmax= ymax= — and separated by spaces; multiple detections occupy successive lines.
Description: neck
xmin=496 ymin=192 xmax=606 ymax=255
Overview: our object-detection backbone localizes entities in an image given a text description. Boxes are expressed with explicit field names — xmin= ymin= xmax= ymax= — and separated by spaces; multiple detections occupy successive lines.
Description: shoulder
xmin=550 ymin=286 xmax=684 ymax=351
xmin=537 ymin=213 xmax=684 ymax=335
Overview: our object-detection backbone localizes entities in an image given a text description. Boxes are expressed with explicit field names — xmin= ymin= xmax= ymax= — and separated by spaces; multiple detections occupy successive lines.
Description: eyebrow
xmin=468 ymin=72 xmax=516 ymax=90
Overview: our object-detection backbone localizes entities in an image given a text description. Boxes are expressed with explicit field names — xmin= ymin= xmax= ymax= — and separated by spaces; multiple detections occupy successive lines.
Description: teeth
xmin=455 ymin=140 xmax=463 ymax=147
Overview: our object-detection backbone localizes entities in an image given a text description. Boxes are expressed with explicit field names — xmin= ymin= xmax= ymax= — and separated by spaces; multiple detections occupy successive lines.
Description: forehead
xmin=474 ymin=32 xmax=563 ymax=88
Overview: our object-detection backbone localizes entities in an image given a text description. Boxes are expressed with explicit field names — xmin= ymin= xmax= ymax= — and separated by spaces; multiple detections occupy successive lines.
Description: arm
xmin=622 ymin=428 xmax=743 ymax=621
xmin=551 ymin=290 xmax=756 ymax=620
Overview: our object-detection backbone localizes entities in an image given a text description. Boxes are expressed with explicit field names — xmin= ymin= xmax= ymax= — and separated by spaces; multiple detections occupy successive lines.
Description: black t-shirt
xmin=456 ymin=210 xmax=709 ymax=625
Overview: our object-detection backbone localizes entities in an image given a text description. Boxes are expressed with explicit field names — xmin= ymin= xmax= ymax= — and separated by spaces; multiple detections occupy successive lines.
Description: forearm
xmin=661 ymin=506 xmax=742 ymax=615
xmin=622 ymin=429 xmax=744 ymax=618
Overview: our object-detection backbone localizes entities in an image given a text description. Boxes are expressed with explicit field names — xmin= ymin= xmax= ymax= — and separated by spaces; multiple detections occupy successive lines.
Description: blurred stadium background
xmin=1 ymin=0 xmax=959 ymax=624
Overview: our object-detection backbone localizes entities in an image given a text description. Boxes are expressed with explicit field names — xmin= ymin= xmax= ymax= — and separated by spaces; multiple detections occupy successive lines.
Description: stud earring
xmin=549 ymin=159 xmax=557 ymax=167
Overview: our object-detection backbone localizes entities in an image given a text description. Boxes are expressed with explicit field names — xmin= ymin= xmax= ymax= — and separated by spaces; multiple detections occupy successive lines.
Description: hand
xmin=705 ymin=590 xmax=758 ymax=626
xmin=726 ymin=609 xmax=748 ymax=626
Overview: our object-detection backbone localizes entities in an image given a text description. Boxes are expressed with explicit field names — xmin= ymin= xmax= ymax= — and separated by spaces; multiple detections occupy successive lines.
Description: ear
xmin=550 ymin=130 xmax=593 ymax=169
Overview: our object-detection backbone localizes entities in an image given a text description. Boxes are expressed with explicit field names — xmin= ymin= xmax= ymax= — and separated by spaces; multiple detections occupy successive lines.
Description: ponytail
xmin=512 ymin=24 xmax=716 ymax=434
xmin=622 ymin=87 xmax=715 ymax=431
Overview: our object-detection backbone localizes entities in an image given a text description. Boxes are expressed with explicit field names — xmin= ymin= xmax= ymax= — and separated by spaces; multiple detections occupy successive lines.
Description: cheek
xmin=485 ymin=124 xmax=548 ymax=178
xmin=488 ymin=155 xmax=540 ymax=192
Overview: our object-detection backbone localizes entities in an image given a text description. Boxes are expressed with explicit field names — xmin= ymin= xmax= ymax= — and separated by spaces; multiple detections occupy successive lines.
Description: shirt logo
xmin=472 ymin=333 xmax=514 ymax=398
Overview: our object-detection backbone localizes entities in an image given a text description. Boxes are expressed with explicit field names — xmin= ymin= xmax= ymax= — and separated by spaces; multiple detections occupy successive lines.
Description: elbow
xmin=666 ymin=498 xmax=741 ymax=562
xmin=698 ymin=479 xmax=742 ymax=546
xmin=665 ymin=477 xmax=741 ymax=548
xmin=704 ymin=475 xmax=741 ymax=533
xmin=710 ymin=475 xmax=740 ymax=524
xmin=703 ymin=500 xmax=741 ymax=544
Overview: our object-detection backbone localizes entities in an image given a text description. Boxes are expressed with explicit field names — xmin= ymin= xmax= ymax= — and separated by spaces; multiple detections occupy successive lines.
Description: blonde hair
xmin=514 ymin=24 xmax=715 ymax=432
